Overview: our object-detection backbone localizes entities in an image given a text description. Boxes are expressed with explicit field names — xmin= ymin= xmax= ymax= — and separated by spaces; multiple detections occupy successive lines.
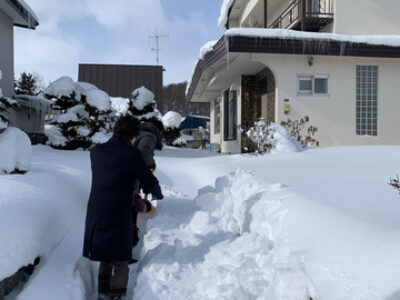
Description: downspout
xmin=301 ymin=0 xmax=306 ymax=31
xmin=264 ymin=0 xmax=268 ymax=28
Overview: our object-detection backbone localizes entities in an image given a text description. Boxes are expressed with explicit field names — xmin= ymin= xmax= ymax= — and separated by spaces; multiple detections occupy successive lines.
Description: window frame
xmin=223 ymin=89 xmax=237 ymax=141
xmin=297 ymin=74 xmax=330 ymax=96
xmin=214 ymin=98 xmax=221 ymax=135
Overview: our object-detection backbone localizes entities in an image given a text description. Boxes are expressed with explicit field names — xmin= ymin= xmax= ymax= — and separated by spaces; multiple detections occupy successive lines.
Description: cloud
xmin=14 ymin=0 xmax=221 ymax=86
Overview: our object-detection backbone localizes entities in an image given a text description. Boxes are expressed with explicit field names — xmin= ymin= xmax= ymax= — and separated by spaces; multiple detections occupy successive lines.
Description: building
xmin=187 ymin=0 xmax=400 ymax=153
xmin=0 ymin=0 xmax=39 ymax=98
xmin=78 ymin=64 xmax=164 ymax=112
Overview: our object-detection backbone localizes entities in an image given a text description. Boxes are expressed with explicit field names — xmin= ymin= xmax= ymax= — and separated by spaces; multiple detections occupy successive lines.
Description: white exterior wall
xmin=332 ymin=0 xmax=400 ymax=35
xmin=0 ymin=9 xmax=14 ymax=98
xmin=251 ymin=53 xmax=400 ymax=147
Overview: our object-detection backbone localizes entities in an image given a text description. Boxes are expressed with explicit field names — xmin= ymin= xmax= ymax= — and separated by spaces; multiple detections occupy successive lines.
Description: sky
xmin=14 ymin=0 xmax=225 ymax=86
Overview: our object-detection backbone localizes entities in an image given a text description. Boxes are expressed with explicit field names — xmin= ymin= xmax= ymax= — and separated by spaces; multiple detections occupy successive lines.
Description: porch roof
xmin=0 ymin=0 xmax=39 ymax=29
xmin=187 ymin=29 xmax=400 ymax=103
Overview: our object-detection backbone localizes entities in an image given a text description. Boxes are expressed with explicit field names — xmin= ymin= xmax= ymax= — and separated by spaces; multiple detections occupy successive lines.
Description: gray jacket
xmin=133 ymin=122 xmax=162 ymax=170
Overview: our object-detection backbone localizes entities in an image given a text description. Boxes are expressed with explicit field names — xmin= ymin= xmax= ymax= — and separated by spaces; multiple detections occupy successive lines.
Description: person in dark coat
xmin=133 ymin=120 xmax=163 ymax=170
xmin=82 ymin=115 xmax=163 ymax=300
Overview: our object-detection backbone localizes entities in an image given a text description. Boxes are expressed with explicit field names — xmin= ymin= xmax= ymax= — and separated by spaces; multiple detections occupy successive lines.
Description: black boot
xmin=109 ymin=288 xmax=127 ymax=300
xmin=98 ymin=277 xmax=110 ymax=300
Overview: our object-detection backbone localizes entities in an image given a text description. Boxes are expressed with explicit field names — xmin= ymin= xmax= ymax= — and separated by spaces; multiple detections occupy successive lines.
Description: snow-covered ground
xmin=2 ymin=145 xmax=400 ymax=299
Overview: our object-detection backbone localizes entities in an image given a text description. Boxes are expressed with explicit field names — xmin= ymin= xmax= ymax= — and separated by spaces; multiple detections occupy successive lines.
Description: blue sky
xmin=14 ymin=0 xmax=224 ymax=86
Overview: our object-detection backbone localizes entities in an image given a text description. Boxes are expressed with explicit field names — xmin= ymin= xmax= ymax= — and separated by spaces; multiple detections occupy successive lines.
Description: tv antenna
xmin=149 ymin=29 xmax=168 ymax=65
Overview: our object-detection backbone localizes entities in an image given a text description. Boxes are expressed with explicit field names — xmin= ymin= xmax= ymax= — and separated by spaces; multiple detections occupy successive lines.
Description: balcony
xmin=270 ymin=0 xmax=333 ymax=32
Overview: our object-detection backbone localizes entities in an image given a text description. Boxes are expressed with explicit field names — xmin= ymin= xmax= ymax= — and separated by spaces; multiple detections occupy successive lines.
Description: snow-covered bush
xmin=44 ymin=77 xmax=112 ymax=149
xmin=172 ymin=136 xmax=187 ymax=148
xmin=280 ymin=116 xmax=319 ymax=148
xmin=0 ymin=127 xmax=32 ymax=174
xmin=0 ymin=70 xmax=20 ymax=131
xmin=129 ymin=86 xmax=162 ymax=123
xmin=246 ymin=118 xmax=303 ymax=154
xmin=162 ymin=111 xmax=182 ymax=146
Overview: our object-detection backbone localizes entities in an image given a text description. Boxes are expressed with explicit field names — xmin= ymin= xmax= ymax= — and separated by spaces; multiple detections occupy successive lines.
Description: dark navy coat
xmin=82 ymin=137 xmax=163 ymax=261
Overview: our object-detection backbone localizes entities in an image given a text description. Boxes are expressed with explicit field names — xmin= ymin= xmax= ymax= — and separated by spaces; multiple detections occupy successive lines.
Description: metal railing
xmin=270 ymin=0 xmax=333 ymax=30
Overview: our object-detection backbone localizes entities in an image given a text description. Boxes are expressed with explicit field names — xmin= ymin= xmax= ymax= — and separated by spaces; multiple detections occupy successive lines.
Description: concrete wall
xmin=333 ymin=0 xmax=400 ymax=35
xmin=251 ymin=53 xmax=400 ymax=147
xmin=0 ymin=9 xmax=14 ymax=98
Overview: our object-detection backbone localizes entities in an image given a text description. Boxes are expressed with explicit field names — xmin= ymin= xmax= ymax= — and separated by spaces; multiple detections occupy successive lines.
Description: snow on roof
xmin=162 ymin=111 xmax=182 ymax=129
xmin=226 ymin=28 xmax=400 ymax=47
xmin=218 ymin=0 xmax=235 ymax=30
xmin=130 ymin=86 xmax=156 ymax=111
xmin=86 ymin=89 xmax=111 ymax=112
xmin=186 ymin=40 xmax=218 ymax=96
xmin=199 ymin=40 xmax=218 ymax=60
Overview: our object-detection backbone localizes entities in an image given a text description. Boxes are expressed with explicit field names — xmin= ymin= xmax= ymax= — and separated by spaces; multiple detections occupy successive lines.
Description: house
xmin=187 ymin=0 xmax=400 ymax=153
xmin=78 ymin=64 xmax=164 ymax=112
xmin=0 ymin=0 xmax=39 ymax=98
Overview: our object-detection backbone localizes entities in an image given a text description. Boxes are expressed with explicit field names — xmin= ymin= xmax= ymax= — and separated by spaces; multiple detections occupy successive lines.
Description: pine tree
xmin=15 ymin=72 xmax=38 ymax=96
xmin=128 ymin=86 xmax=161 ymax=123
xmin=162 ymin=111 xmax=182 ymax=146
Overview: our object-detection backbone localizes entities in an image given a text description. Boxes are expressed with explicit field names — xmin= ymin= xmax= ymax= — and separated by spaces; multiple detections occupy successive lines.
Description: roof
xmin=186 ymin=29 xmax=400 ymax=102
xmin=0 ymin=0 xmax=39 ymax=29
xmin=218 ymin=0 xmax=235 ymax=30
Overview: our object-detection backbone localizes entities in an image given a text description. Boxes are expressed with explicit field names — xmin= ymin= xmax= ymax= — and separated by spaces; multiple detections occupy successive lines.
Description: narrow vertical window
xmin=224 ymin=89 xmax=237 ymax=141
xmin=214 ymin=98 xmax=220 ymax=134
xmin=356 ymin=65 xmax=378 ymax=136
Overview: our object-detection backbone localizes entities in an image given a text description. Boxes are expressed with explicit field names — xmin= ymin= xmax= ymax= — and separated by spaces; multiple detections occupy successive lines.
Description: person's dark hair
xmin=113 ymin=115 xmax=141 ymax=142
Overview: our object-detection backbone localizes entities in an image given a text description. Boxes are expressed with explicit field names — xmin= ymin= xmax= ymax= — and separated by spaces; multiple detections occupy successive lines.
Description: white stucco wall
xmin=332 ymin=0 xmax=400 ymax=35
xmin=0 ymin=9 xmax=14 ymax=98
xmin=251 ymin=53 xmax=400 ymax=147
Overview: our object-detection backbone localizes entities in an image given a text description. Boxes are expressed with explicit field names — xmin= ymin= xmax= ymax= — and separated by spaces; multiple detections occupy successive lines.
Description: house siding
xmin=251 ymin=53 xmax=400 ymax=147
xmin=0 ymin=9 xmax=14 ymax=98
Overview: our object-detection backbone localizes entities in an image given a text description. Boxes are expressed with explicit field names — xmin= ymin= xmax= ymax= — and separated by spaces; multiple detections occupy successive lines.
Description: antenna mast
xmin=149 ymin=29 xmax=169 ymax=65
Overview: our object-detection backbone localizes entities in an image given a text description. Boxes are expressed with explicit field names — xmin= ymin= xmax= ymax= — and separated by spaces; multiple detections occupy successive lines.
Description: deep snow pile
xmin=136 ymin=170 xmax=313 ymax=300
xmin=0 ymin=146 xmax=91 ymax=290
xmin=162 ymin=111 xmax=182 ymax=129
xmin=199 ymin=40 xmax=218 ymax=60
xmin=0 ymin=127 xmax=32 ymax=174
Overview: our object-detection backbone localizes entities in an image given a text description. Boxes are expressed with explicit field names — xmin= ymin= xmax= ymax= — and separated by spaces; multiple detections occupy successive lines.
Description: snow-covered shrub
xmin=162 ymin=111 xmax=182 ymax=146
xmin=129 ymin=86 xmax=162 ymax=123
xmin=44 ymin=77 xmax=111 ymax=149
xmin=246 ymin=118 xmax=303 ymax=155
xmin=389 ymin=176 xmax=400 ymax=195
xmin=172 ymin=136 xmax=187 ymax=148
xmin=280 ymin=116 xmax=319 ymax=148
xmin=0 ymin=127 xmax=32 ymax=174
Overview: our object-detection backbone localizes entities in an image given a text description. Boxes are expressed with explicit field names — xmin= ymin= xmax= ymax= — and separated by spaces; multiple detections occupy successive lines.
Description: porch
xmin=269 ymin=0 xmax=334 ymax=32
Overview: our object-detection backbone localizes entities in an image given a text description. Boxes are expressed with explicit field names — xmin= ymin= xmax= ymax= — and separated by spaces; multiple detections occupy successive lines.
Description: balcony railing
xmin=270 ymin=0 xmax=333 ymax=32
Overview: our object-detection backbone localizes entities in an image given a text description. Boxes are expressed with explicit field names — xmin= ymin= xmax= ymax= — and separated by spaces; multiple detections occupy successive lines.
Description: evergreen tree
xmin=162 ymin=111 xmax=182 ymax=146
xmin=128 ymin=86 xmax=161 ymax=123
xmin=15 ymin=72 xmax=38 ymax=96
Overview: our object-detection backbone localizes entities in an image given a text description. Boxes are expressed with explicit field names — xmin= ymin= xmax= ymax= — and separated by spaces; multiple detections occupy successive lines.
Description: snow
xmin=199 ymin=40 xmax=218 ymax=60
xmin=172 ymin=137 xmax=187 ymax=147
xmin=218 ymin=0 xmax=235 ymax=30
xmin=86 ymin=89 xmax=111 ymax=112
xmin=74 ymin=82 xmax=98 ymax=96
xmin=91 ymin=131 xmax=112 ymax=144
xmin=55 ymin=112 xmax=79 ymax=124
xmin=226 ymin=28 xmax=400 ymax=47
xmin=131 ymin=86 xmax=156 ymax=111
xmin=110 ymin=97 xmax=130 ymax=117
xmin=45 ymin=76 xmax=79 ymax=100
xmin=162 ymin=111 xmax=182 ymax=129
xmin=0 ymin=127 xmax=31 ymax=174
xmin=3 ymin=145 xmax=400 ymax=299
xmin=44 ymin=124 xmax=67 ymax=147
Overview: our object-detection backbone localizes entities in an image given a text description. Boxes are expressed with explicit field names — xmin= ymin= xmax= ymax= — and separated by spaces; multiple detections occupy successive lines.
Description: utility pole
xmin=149 ymin=29 xmax=168 ymax=65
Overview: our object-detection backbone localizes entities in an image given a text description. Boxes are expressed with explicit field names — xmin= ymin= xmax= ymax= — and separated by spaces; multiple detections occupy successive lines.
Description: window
xmin=224 ymin=89 xmax=237 ymax=141
xmin=298 ymin=75 xmax=329 ymax=95
xmin=214 ymin=98 xmax=221 ymax=134
xmin=356 ymin=65 xmax=378 ymax=136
